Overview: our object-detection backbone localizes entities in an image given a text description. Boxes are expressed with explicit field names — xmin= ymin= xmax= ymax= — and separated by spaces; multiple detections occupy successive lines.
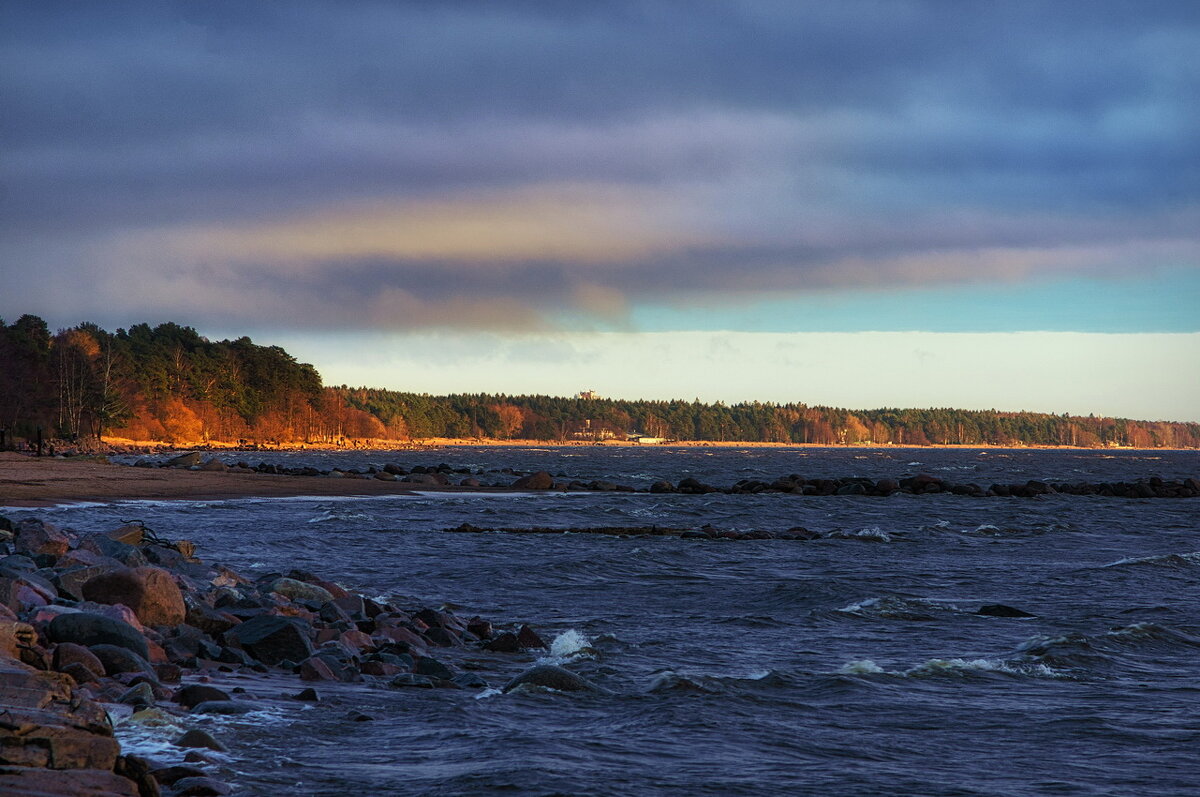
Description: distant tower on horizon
xmin=577 ymin=390 xmax=600 ymax=400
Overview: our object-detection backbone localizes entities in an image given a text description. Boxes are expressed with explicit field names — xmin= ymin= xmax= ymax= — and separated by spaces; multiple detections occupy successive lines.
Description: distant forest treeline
xmin=2 ymin=315 xmax=1197 ymax=449
xmin=336 ymin=389 xmax=1199 ymax=448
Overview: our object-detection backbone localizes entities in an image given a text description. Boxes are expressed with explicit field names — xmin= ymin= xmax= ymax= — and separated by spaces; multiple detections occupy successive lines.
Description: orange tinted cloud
xmin=126 ymin=184 xmax=714 ymax=268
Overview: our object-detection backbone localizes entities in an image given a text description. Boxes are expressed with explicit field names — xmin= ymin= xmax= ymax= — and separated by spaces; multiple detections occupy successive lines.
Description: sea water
xmin=7 ymin=447 xmax=1199 ymax=795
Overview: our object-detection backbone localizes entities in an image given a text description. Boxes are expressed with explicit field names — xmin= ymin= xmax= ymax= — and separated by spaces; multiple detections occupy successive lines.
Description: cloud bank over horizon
xmin=2 ymin=2 xmax=1197 ymax=333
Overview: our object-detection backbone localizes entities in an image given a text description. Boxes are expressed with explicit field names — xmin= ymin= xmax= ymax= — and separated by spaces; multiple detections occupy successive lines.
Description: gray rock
xmin=401 ymin=472 xmax=446 ymax=486
xmin=511 ymin=471 xmax=554 ymax=490
xmin=167 ymin=452 xmax=203 ymax=467
xmin=47 ymin=612 xmax=149 ymax=659
xmin=174 ymin=728 xmax=227 ymax=751
xmin=89 ymin=644 xmax=158 ymax=679
xmin=977 ymin=604 xmax=1036 ymax=618
xmin=413 ymin=656 xmax=454 ymax=680
xmin=502 ymin=664 xmax=606 ymax=694
xmin=118 ymin=682 xmax=156 ymax=708
xmin=452 ymin=672 xmax=490 ymax=689
xmin=224 ymin=614 xmax=313 ymax=665
xmin=171 ymin=776 xmax=232 ymax=796
xmin=173 ymin=684 xmax=231 ymax=709
xmin=78 ymin=533 xmax=147 ymax=567
xmin=268 ymin=577 xmax=334 ymax=604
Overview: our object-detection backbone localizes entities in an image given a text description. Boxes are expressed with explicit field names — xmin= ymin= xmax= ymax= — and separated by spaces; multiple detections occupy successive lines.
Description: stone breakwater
xmin=445 ymin=523 xmax=825 ymax=541
xmin=149 ymin=451 xmax=1200 ymax=499
xmin=0 ymin=515 xmax=557 ymax=796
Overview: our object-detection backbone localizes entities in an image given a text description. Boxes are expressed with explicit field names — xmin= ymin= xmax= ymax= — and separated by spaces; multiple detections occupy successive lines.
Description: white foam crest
xmin=306 ymin=509 xmax=376 ymax=524
xmin=838 ymin=597 xmax=880 ymax=614
xmin=839 ymin=656 xmax=1066 ymax=679
xmin=839 ymin=659 xmax=887 ymax=674
xmin=110 ymin=707 xmax=190 ymax=762
xmin=537 ymin=629 xmax=596 ymax=664
xmin=1103 ymin=551 xmax=1200 ymax=568
xmin=827 ymin=526 xmax=892 ymax=542
xmin=905 ymin=657 xmax=1014 ymax=676
xmin=1 ymin=500 xmax=112 ymax=511
xmin=473 ymin=687 xmax=503 ymax=700
xmin=836 ymin=595 xmax=952 ymax=618
xmin=180 ymin=706 xmax=292 ymax=734
xmin=1104 ymin=622 xmax=1158 ymax=638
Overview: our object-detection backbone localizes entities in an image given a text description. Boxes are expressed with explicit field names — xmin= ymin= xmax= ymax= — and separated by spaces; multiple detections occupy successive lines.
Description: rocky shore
xmin=0 ymin=515 xmax=561 ymax=796
xmin=3 ymin=451 xmax=1194 ymax=508
xmin=143 ymin=453 xmax=1200 ymax=499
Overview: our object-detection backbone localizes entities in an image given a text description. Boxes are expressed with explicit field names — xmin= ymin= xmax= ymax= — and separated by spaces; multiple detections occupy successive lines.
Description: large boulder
xmin=81 ymin=567 xmax=186 ymax=627
xmin=13 ymin=519 xmax=71 ymax=558
xmin=105 ymin=525 xmax=146 ymax=546
xmin=0 ymin=660 xmax=122 ymax=772
xmin=511 ymin=471 xmax=554 ymax=490
xmin=56 ymin=565 xmax=118 ymax=602
xmin=172 ymin=684 xmax=231 ymax=709
xmin=78 ymin=534 xmax=147 ymax=567
xmin=87 ymin=644 xmax=157 ymax=679
xmin=167 ymin=452 xmax=202 ymax=467
xmin=51 ymin=643 xmax=106 ymax=680
xmin=401 ymin=472 xmax=449 ymax=486
xmin=46 ymin=612 xmax=149 ymax=659
xmin=0 ymin=768 xmax=138 ymax=796
xmin=0 ymin=569 xmax=57 ymax=612
xmin=268 ymin=577 xmax=334 ymax=605
xmin=502 ymin=664 xmax=606 ymax=694
xmin=224 ymin=615 xmax=313 ymax=665
xmin=184 ymin=602 xmax=240 ymax=636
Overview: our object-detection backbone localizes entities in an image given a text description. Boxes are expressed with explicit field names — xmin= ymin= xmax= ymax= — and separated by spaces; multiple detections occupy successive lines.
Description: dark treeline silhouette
xmin=2 ymin=315 xmax=1196 ymax=448
xmin=0 ymin=315 xmax=393 ymax=446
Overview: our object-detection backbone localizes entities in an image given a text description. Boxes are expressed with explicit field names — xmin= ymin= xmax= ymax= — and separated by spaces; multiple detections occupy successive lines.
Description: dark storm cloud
xmin=1 ymin=1 xmax=1197 ymax=330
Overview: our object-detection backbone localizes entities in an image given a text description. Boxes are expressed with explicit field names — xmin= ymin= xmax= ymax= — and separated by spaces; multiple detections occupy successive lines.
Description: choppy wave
xmin=1015 ymin=622 xmax=1200 ymax=674
xmin=646 ymin=668 xmax=785 ymax=694
xmin=839 ymin=657 xmax=1064 ymax=679
xmin=836 ymin=596 xmax=956 ymax=620
xmin=307 ymin=508 xmax=378 ymax=524
xmin=10 ymin=446 xmax=1200 ymax=796
xmin=110 ymin=706 xmax=194 ymax=763
xmin=1103 ymin=552 xmax=1200 ymax=569
xmin=1101 ymin=622 xmax=1200 ymax=648
xmin=826 ymin=526 xmax=893 ymax=542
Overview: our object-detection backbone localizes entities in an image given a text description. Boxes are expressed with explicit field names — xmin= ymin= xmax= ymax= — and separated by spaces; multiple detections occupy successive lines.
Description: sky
xmin=2 ymin=2 xmax=1197 ymax=421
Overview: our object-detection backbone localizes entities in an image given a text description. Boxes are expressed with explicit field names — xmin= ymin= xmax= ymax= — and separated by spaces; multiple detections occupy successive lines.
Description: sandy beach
xmin=0 ymin=452 xmax=421 ymax=507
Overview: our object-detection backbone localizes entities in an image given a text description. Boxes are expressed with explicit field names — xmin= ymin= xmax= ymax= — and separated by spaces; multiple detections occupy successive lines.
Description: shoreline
xmin=3 ymin=450 xmax=1196 ymax=509
xmin=0 ymin=453 xmax=426 ymax=508
xmin=94 ymin=435 xmax=1200 ymax=453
